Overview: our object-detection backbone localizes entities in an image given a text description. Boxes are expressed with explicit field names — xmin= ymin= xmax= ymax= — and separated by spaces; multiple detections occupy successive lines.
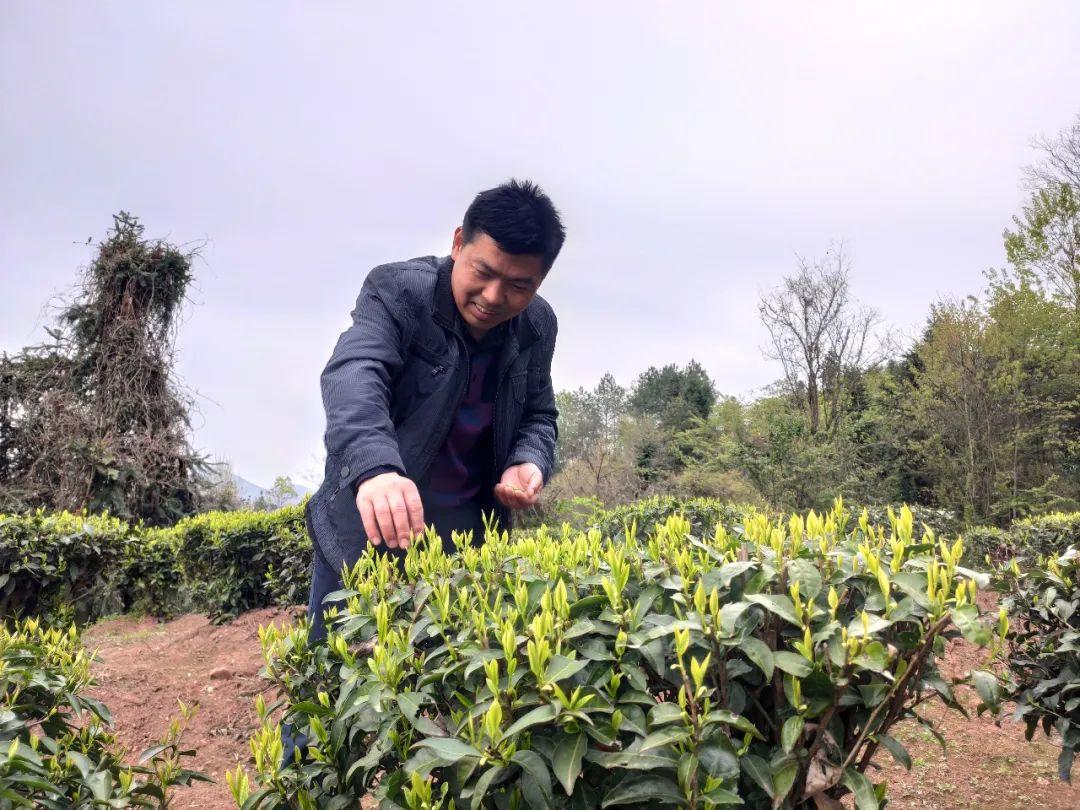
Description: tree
xmin=198 ymin=460 xmax=245 ymax=512
xmin=1004 ymin=115 xmax=1080 ymax=312
xmin=254 ymin=476 xmax=300 ymax=511
xmin=627 ymin=361 xmax=718 ymax=485
xmin=758 ymin=245 xmax=883 ymax=435
xmin=553 ymin=374 xmax=635 ymax=501
xmin=0 ymin=213 xmax=204 ymax=525
xmin=629 ymin=360 xmax=716 ymax=432
xmin=900 ymin=301 xmax=1000 ymax=523
xmin=896 ymin=282 xmax=1079 ymax=525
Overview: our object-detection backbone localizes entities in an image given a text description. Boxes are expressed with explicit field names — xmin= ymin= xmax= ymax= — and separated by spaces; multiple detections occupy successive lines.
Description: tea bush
xmin=591 ymin=496 xmax=753 ymax=540
xmin=0 ymin=510 xmax=132 ymax=625
xmin=517 ymin=496 xmax=607 ymax=534
xmin=0 ymin=502 xmax=313 ymax=626
xmin=966 ymin=512 xmax=1080 ymax=564
xmin=995 ymin=545 xmax=1080 ymax=782
xmin=174 ymin=505 xmax=311 ymax=622
xmin=856 ymin=506 xmax=959 ymax=543
xmin=1010 ymin=512 xmax=1080 ymax=559
xmin=120 ymin=526 xmax=191 ymax=618
xmin=245 ymin=502 xmax=993 ymax=809
xmin=0 ymin=618 xmax=207 ymax=806
xmin=961 ymin=525 xmax=1009 ymax=566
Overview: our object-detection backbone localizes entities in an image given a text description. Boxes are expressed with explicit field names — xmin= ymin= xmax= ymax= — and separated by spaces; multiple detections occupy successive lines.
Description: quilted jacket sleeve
xmin=506 ymin=313 xmax=559 ymax=484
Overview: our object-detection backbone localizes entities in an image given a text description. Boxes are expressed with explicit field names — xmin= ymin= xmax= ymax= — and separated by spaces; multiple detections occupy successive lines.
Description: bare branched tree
xmin=555 ymin=373 xmax=627 ymax=496
xmin=1009 ymin=115 xmax=1080 ymax=311
xmin=758 ymin=244 xmax=884 ymax=435
xmin=1027 ymin=113 xmax=1080 ymax=191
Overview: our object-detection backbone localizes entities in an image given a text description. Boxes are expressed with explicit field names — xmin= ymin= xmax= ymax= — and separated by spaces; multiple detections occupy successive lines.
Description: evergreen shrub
xmin=967 ymin=512 xmax=1080 ymax=564
xmin=244 ymin=503 xmax=994 ymax=809
xmin=0 ymin=502 xmax=314 ymax=625
xmin=175 ymin=505 xmax=311 ymax=622
xmin=0 ymin=511 xmax=132 ymax=625
xmin=592 ymin=496 xmax=753 ymax=540
xmin=0 ymin=618 xmax=206 ymax=806
xmin=995 ymin=544 xmax=1080 ymax=781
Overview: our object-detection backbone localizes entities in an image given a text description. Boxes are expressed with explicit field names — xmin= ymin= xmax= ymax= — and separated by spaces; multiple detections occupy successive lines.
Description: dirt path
xmin=86 ymin=607 xmax=1080 ymax=809
xmin=85 ymin=607 xmax=301 ymax=810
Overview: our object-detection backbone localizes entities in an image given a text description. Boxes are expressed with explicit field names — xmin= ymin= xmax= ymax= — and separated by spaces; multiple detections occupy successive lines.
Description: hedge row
xmin=0 ymin=497 xmax=1006 ymax=628
xmin=995 ymin=544 xmax=1080 ymax=782
xmin=966 ymin=511 xmax=1080 ymax=564
xmin=0 ymin=504 xmax=311 ymax=624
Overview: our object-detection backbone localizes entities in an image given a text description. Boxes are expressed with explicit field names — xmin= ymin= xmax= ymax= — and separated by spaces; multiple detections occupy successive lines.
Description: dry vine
xmin=0 ymin=212 xmax=207 ymax=525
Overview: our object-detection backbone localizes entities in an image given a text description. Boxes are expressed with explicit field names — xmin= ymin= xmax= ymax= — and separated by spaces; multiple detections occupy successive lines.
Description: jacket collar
xmin=432 ymin=255 xmax=542 ymax=349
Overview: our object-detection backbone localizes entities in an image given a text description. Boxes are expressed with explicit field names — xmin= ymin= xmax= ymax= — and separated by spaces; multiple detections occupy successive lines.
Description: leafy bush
xmin=962 ymin=525 xmax=1012 ymax=567
xmin=0 ymin=617 xmax=207 ymax=806
xmin=856 ymin=506 xmax=959 ymax=542
xmin=1 ymin=502 xmax=314 ymax=626
xmin=173 ymin=504 xmax=311 ymax=622
xmin=966 ymin=512 xmax=1080 ymax=564
xmin=245 ymin=502 xmax=993 ymax=808
xmin=0 ymin=510 xmax=131 ymax=625
xmin=516 ymin=496 xmax=607 ymax=534
xmin=1010 ymin=512 xmax=1080 ymax=559
xmin=995 ymin=546 xmax=1080 ymax=781
xmin=119 ymin=526 xmax=190 ymax=618
xmin=591 ymin=496 xmax=753 ymax=540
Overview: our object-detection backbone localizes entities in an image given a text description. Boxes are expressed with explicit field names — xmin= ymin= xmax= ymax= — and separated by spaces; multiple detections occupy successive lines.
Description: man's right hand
xmin=355 ymin=472 xmax=425 ymax=550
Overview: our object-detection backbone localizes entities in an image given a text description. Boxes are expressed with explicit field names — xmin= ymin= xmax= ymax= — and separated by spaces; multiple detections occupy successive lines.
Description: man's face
xmin=450 ymin=227 xmax=544 ymax=340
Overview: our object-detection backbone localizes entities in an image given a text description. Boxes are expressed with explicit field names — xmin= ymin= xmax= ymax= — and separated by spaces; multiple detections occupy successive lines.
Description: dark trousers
xmin=306 ymin=498 xmax=489 ymax=643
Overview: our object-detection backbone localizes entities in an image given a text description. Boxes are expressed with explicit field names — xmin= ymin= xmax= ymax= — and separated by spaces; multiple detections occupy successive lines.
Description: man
xmin=304 ymin=179 xmax=564 ymax=641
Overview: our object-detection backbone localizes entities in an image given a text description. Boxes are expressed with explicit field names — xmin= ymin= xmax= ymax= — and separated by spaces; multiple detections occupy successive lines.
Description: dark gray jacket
xmin=305 ymin=255 xmax=559 ymax=572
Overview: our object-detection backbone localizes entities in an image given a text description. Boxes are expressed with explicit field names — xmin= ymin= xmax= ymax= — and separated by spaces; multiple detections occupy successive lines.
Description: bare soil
xmin=85 ymin=604 xmax=1080 ymax=810
xmin=85 ymin=607 xmax=302 ymax=810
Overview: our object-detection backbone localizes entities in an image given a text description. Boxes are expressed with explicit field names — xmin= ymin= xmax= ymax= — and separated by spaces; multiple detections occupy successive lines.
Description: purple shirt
xmin=421 ymin=327 xmax=503 ymax=508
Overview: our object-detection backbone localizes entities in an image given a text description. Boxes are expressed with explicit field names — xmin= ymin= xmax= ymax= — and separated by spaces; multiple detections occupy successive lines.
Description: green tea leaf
xmin=774 ymin=651 xmax=813 ymax=677
xmin=772 ymin=758 xmax=798 ymax=805
xmin=739 ymin=636 xmax=775 ymax=679
xmin=414 ymin=736 xmax=483 ymax=764
xmin=741 ymin=754 xmax=773 ymax=798
xmin=876 ymin=734 xmax=911 ymax=770
xmin=546 ymin=655 xmax=589 ymax=683
xmin=600 ymin=774 xmax=687 ymax=807
xmin=841 ymin=768 xmax=879 ymax=810
xmin=781 ymin=715 xmax=804 ymax=753
xmin=513 ymin=750 xmax=554 ymax=808
xmin=504 ymin=703 xmax=558 ymax=738
xmin=786 ymin=558 xmax=823 ymax=600
xmin=746 ymin=593 xmax=801 ymax=627
xmin=551 ymin=732 xmax=586 ymax=795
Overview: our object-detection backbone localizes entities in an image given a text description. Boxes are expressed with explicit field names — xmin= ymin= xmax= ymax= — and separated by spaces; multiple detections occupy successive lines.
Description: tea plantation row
xmin=6 ymin=497 xmax=1061 ymax=629
xmin=2 ymin=500 xmax=1080 ymax=807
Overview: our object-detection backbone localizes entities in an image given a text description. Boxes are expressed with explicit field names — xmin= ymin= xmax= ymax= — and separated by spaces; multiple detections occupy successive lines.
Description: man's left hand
xmin=495 ymin=463 xmax=543 ymax=509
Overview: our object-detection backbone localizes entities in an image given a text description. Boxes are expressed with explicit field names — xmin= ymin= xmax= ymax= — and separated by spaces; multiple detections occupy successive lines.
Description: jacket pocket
xmin=406 ymin=343 xmax=450 ymax=398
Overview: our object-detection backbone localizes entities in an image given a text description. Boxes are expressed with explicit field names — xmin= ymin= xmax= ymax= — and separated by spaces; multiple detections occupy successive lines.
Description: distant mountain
xmin=232 ymin=474 xmax=268 ymax=502
xmin=204 ymin=461 xmax=316 ymax=508
xmin=231 ymin=473 xmax=315 ymax=506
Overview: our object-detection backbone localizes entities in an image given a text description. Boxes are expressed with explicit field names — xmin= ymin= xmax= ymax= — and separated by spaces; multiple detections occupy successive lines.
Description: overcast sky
xmin=3 ymin=2 xmax=1079 ymax=487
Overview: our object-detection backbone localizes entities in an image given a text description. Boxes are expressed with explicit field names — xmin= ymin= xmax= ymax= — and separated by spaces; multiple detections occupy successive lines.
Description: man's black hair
xmin=461 ymin=179 xmax=566 ymax=274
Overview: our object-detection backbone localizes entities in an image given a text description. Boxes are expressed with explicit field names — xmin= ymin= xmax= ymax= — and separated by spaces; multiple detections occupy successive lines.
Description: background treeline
xmin=544 ymin=118 xmax=1080 ymax=527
